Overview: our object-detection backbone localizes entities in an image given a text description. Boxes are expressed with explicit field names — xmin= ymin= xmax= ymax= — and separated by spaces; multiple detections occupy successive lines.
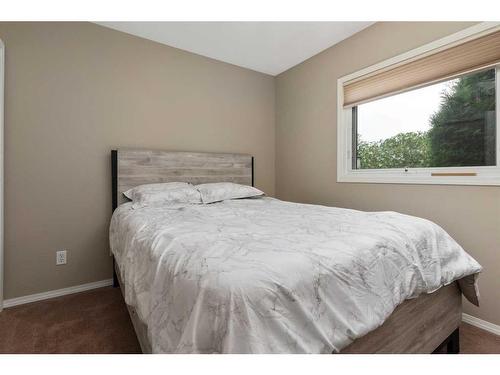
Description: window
xmin=354 ymin=69 xmax=496 ymax=170
xmin=337 ymin=24 xmax=500 ymax=185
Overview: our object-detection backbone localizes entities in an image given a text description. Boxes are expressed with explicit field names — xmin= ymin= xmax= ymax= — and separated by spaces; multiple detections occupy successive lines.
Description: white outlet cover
xmin=56 ymin=250 xmax=67 ymax=265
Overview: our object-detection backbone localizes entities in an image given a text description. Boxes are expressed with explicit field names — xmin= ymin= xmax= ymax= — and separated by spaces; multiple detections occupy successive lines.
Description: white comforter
xmin=109 ymin=197 xmax=481 ymax=353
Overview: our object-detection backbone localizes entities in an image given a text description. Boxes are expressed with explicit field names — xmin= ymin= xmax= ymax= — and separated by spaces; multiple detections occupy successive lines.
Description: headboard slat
xmin=112 ymin=149 xmax=253 ymax=208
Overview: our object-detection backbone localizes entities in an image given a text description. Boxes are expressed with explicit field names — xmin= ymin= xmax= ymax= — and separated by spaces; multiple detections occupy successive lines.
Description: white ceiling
xmin=96 ymin=22 xmax=374 ymax=76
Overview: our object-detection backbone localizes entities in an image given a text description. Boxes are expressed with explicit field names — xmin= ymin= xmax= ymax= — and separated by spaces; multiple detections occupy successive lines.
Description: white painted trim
xmin=0 ymin=39 xmax=4 ymax=312
xmin=337 ymin=22 xmax=500 ymax=186
xmin=462 ymin=313 xmax=500 ymax=336
xmin=2 ymin=279 xmax=113 ymax=309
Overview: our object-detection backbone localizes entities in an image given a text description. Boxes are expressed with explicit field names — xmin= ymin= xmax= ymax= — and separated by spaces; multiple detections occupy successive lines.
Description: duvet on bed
xmin=109 ymin=197 xmax=481 ymax=353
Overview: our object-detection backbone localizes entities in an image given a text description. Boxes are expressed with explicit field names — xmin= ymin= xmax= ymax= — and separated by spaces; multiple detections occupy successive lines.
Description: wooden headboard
xmin=111 ymin=149 xmax=254 ymax=210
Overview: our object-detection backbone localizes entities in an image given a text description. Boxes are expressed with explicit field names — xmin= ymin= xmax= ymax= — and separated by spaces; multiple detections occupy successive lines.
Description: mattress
xmin=109 ymin=197 xmax=481 ymax=353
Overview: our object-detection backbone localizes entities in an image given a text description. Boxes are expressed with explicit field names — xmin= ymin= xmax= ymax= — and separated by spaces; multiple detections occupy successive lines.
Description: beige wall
xmin=0 ymin=22 xmax=275 ymax=299
xmin=276 ymin=22 xmax=500 ymax=325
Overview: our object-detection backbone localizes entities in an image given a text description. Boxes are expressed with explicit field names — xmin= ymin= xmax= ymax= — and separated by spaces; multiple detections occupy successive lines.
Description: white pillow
xmin=196 ymin=182 xmax=264 ymax=204
xmin=131 ymin=185 xmax=202 ymax=208
xmin=123 ymin=182 xmax=190 ymax=201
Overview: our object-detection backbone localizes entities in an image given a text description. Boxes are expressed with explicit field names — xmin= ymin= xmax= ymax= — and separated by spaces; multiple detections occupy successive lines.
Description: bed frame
xmin=110 ymin=148 xmax=461 ymax=354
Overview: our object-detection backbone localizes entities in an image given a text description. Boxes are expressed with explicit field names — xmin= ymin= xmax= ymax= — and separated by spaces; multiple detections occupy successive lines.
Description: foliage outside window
xmin=354 ymin=69 xmax=496 ymax=170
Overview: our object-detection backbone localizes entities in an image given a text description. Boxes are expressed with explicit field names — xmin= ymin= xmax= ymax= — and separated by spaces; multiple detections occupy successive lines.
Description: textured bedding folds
xmin=109 ymin=197 xmax=481 ymax=353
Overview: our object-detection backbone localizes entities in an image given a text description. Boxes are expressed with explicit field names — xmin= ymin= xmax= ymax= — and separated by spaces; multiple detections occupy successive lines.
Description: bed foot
xmin=433 ymin=327 xmax=460 ymax=354
xmin=112 ymin=270 xmax=119 ymax=288
xmin=112 ymin=257 xmax=119 ymax=288
xmin=446 ymin=328 xmax=460 ymax=354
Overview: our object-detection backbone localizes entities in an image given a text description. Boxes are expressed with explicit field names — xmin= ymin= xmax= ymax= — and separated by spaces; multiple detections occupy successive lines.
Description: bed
xmin=109 ymin=149 xmax=481 ymax=354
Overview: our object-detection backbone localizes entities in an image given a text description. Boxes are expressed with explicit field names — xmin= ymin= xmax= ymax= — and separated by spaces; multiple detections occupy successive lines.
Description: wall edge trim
xmin=2 ymin=279 xmax=113 ymax=308
xmin=462 ymin=313 xmax=500 ymax=336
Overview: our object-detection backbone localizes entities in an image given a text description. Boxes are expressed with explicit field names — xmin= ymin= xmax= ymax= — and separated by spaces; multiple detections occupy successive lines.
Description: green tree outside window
xmin=357 ymin=69 xmax=496 ymax=169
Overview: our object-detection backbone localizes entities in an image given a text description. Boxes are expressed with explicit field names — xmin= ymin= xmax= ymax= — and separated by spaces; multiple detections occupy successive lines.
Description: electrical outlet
xmin=56 ymin=250 xmax=67 ymax=265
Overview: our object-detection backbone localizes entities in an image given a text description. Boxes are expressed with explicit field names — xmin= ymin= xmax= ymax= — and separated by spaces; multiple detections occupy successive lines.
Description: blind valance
xmin=343 ymin=30 xmax=500 ymax=108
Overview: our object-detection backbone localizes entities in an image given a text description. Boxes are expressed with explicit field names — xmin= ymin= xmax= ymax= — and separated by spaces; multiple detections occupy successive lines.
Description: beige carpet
xmin=0 ymin=287 xmax=498 ymax=354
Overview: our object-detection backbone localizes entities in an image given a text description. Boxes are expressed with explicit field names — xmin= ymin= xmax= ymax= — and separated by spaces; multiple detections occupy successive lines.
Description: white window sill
xmin=337 ymin=170 xmax=500 ymax=186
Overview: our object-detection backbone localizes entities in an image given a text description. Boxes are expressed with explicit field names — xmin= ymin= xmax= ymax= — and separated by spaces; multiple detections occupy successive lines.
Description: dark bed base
xmin=112 ymin=257 xmax=119 ymax=288
xmin=111 ymin=150 xmax=118 ymax=211
xmin=433 ymin=328 xmax=460 ymax=354
xmin=111 ymin=150 xmax=119 ymax=289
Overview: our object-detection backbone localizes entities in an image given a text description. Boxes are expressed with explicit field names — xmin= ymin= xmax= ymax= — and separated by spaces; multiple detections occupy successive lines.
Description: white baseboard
xmin=462 ymin=313 xmax=500 ymax=336
xmin=2 ymin=279 xmax=113 ymax=309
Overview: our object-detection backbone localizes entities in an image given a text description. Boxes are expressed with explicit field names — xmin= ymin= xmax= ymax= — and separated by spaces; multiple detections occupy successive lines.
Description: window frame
xmin=337 ymin=22 xmax=500 ymax=186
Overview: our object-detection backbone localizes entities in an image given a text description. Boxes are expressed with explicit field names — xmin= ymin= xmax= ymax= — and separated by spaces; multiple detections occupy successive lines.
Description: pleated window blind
xmin=343 ymin=31 xmax=500 ymax=108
